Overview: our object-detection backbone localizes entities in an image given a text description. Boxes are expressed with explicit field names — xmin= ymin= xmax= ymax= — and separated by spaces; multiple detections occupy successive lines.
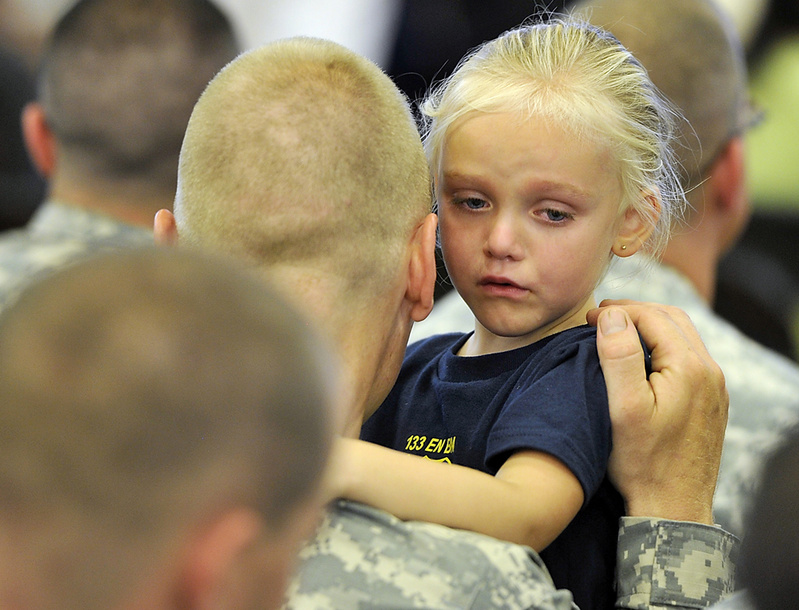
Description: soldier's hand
xmin=588 ymin=301 xmax=728 ymax=525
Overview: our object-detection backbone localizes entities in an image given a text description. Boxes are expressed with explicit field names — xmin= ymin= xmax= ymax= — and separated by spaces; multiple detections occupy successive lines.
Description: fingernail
xmin=599 ymin=309 xmax=628 ymax=335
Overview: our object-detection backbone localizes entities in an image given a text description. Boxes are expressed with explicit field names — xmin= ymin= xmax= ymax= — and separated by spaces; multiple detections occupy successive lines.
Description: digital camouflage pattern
xmin=617 ymin=517 xmax=738 ymax=609
xmin=0 ymin=201 xmax=153 ymax=312
xmin=283 ymin=501 xmax=738 ymax=609
xmin=284 ymin=500 xmax=575 ymax=609
xmin=410 ymin=255 xmax=799 ymax=537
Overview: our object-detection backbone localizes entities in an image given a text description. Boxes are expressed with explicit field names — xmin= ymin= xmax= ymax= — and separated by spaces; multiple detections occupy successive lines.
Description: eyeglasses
xmin=685 ymin=97 xmax=764 ymax=190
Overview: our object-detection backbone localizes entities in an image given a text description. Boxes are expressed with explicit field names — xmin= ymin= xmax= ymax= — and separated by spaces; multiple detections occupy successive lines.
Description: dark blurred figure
xmin=0 ymin=47 xmax=46 ymax=231
xmin=714 ymin=427 xmax=799 ymax=609
xmin=0 ymin=247 xmax=337 ymax=610
xmin=0 ymin=0 xmax=53 ymax=68
xmin=387 ymin=1 xmax=567 ymax=102
xmin=746 ymin=0 xmax=799 ymax=66
xmin=715 ymin=242 xmax=799 ymax=361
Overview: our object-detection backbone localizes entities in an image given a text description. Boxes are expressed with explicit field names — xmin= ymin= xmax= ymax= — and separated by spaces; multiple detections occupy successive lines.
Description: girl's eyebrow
xmin=441 ymin=170 xmax=482 ymax=183
xmin=528 ymin=180 xmax=592 ymax=201
xmin=439 ymin=170 xmax=492 ymax=192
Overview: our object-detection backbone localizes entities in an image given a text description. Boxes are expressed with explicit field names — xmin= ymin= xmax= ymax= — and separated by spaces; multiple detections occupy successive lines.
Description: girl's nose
xmin=485 ymin=213 xmax=523 ymax=261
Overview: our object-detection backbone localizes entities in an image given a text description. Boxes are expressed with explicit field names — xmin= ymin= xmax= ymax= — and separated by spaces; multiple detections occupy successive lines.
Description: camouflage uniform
xmin=410 ymin=256 xmax=799 ymax=537
xmin=283 ymin=501 xmax=737 ymax=609
xmin=0 ymin=201 xmax=153 ymax=312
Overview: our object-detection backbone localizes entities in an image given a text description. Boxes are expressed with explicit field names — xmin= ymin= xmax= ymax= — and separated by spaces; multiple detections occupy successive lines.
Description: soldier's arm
xmin=590 ymin=303 xmax=739 ymax=608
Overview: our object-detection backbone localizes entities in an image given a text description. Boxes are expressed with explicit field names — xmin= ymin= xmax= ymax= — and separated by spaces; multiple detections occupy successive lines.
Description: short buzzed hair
xmin=174 ymin=37 xmax=431 ymax=298
xmin=0 ymin=247 xmax=336 ymax=608
xmin=39 ymin=0 xmax=238 ymax=194
xmin=572 ymin=0 xmax=751 ymax=198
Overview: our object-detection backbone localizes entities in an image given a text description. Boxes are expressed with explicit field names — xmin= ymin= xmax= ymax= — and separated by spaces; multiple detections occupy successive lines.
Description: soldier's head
xmin=161 ymin=37 xmax=437 ymax=425
xmin=0 ymin=247 xmax=338 ymax=609
xmin=23 ymin=0 xmax=239 ymax=216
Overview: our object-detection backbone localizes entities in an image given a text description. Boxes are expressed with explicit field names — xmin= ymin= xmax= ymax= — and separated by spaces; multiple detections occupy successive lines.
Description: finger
xmin=592 ymin=300 xmax=703 ymax=354
xmin=597 ymin=302 xmax=728 ymax=431
xmin=595 ymin=307 xmax=654 ymax=422
xmin=591 ymin=301 xmax=706 ymax=371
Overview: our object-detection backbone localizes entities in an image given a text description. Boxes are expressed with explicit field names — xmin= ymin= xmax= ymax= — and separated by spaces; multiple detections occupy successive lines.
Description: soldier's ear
xmin=407 ymin=213 xmax=437 ymax=322
xmin=22 ymin=102 xmax=56 ymax=178
xmin=154 ymin=209 xmax=179 ymax=246
xmin=178 ymin=508 xmax=264 ymax=608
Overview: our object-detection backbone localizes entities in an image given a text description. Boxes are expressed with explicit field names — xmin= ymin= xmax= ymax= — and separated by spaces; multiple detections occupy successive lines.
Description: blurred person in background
xmin=742 ymin=0 xmax=799 ymax=209
xmin=713 ymin=425 xmax=799 ymax=609
xmin=714 ymin=0 xmax=799 ymax=363
xmin=0 ymin=0 xmax=238 ymax=312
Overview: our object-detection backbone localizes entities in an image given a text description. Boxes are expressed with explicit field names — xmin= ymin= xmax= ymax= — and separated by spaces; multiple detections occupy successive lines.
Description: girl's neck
xmin=458 ymin=295 xmax=597 ymax=357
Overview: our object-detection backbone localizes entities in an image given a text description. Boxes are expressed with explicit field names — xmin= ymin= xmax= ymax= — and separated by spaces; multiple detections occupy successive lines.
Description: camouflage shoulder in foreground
xmin=617 ymin=517 xmax=740 ymax=609
xmin=283 ymin=500 xmax=576 ymax=610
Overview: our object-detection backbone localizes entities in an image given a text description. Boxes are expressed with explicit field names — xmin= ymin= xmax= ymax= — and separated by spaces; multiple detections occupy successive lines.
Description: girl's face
xmin=438 ymin=111 xmax=637 ymax=354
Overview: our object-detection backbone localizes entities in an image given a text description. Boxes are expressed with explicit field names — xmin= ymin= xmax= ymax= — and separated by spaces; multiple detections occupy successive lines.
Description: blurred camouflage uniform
xmin=410 ymin=255 xmax=799 ymax=537
xmin=0 ymin=201 xmax=153 ymax=312
xmin=283 ymin=501 xmax=737 ymax=609
xmin=597 ymin=256 xmax=799 ymax=536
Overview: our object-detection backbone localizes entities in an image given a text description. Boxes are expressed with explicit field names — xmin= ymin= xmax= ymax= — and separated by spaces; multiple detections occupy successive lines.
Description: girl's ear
xmin=611 ymin=192 xmax=661 ymax=257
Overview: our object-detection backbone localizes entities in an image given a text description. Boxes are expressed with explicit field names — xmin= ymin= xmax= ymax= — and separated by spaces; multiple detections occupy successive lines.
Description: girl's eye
xmin=542 ymin=208 xmax=574 ymax=222
xmin=453 ymin=197 xmax=488 ymax=210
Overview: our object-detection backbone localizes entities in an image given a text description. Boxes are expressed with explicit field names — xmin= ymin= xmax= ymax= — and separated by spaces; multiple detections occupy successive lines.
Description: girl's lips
xmin=480 ymin=275 xmax=522 ymax=289
xmin=479 ymin=276 xmax=527 ymax=298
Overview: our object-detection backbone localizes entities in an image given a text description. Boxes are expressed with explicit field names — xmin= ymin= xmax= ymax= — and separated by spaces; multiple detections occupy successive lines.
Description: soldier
xmin=0 ymin=248 xmax=337 ymax=609
xmin=0 ymin=0 xmax=238 ymax=311
xmin=155 ymin=37 xmax=737 ymax=608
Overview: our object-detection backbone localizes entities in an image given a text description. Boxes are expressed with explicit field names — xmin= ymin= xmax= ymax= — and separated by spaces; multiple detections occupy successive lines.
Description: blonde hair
xmin=175 ymin=37 xmax=431 ymax=297
xmin=422 ymin=18 xmax=685 ymax=256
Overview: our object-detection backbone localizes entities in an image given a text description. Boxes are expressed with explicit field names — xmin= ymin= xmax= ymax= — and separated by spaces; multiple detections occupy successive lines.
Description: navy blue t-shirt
xmin=361 ymin=325 xmax=623 ymax=610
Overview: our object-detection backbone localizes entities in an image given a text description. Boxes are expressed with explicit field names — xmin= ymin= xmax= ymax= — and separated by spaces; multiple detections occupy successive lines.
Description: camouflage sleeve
xmin=616 ymin=517 xmax=740 ymax=609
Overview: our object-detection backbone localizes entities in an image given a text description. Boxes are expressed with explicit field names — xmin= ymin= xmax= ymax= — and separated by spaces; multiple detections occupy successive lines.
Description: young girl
xmin=337 ymin=17 xmax=682 ymax=609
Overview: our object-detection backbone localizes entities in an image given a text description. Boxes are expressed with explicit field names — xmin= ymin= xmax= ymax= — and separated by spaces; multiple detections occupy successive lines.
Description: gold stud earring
xmin=620 ymin=244 xmax=627 ymax=251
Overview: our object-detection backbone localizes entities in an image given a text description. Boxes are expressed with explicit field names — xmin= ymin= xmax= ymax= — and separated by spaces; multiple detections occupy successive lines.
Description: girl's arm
xmin=331 ymin=437 xmax=584 ymax=552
